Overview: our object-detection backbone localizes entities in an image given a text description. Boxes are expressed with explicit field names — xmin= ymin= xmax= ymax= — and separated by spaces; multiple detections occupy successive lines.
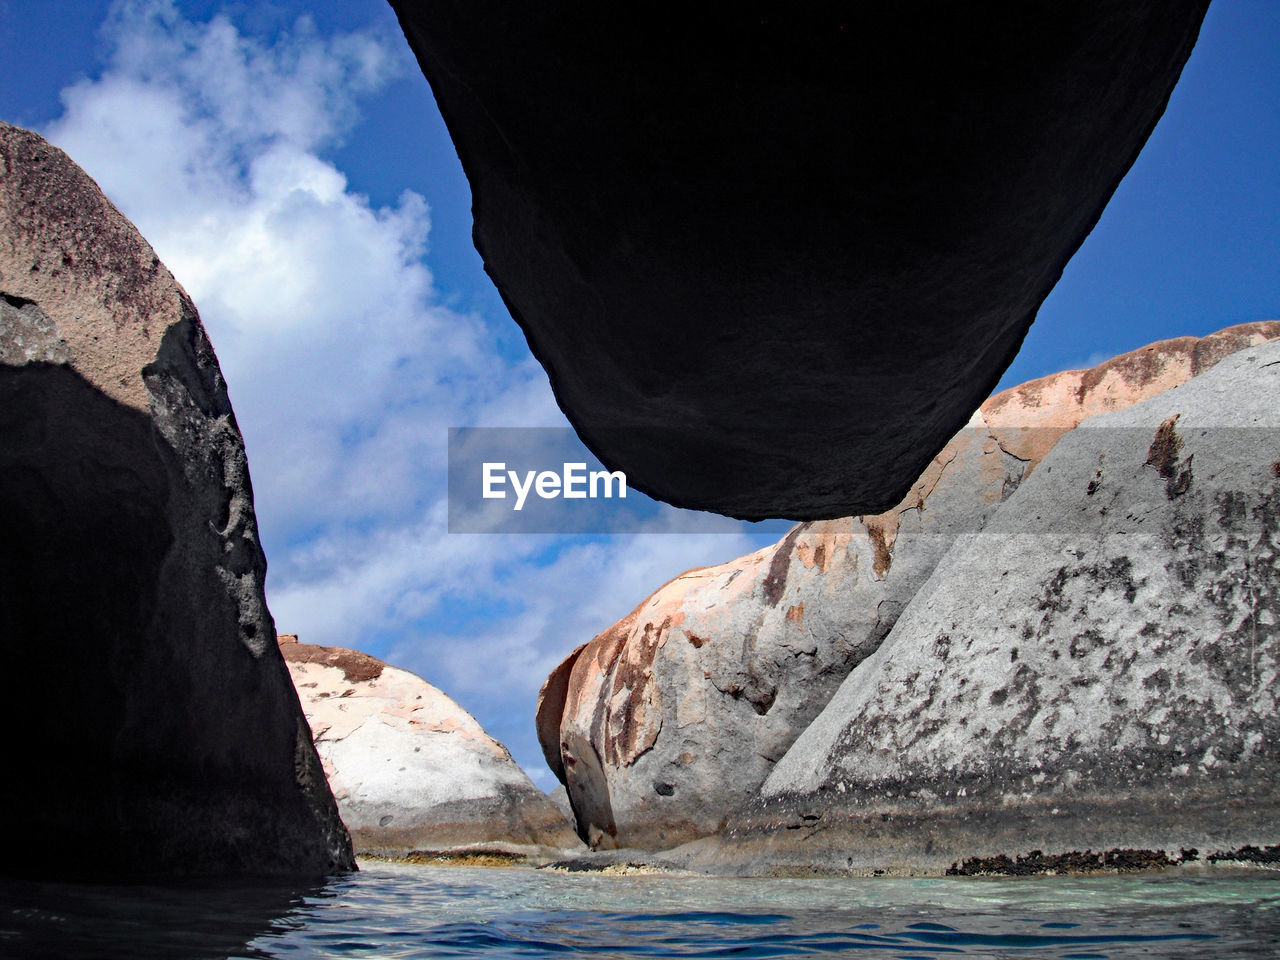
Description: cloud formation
xmin=47 ymin=0 xmax=767 ymax=782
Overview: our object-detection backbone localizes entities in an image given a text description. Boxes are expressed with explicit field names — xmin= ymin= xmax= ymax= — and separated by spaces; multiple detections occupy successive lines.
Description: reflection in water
xmin=0 ymin=873 xmax=327 ymax=960
xmin=2 ymin=862 xmax=1278 ymax=959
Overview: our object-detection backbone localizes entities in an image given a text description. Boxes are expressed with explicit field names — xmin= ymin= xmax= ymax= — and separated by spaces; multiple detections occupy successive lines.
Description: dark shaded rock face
xmin=0 ymin=123 xmax=354 ymax=878
xmin=388 ymin=1 xmax=1210 ymax=518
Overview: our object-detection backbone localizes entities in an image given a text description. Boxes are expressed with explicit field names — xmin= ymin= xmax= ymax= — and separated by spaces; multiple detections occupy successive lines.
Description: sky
xmin=1 ymin=0 xmax=1276 ymax=786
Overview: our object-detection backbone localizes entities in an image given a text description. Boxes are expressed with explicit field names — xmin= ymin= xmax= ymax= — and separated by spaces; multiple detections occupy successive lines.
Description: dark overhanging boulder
xmin=0 ymin=122 xmax=354 ymax=878
xmin=388 ymin=1 xmax=1211 ymax=519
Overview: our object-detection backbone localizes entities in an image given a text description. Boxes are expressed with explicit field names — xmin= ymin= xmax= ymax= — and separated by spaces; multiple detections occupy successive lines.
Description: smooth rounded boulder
xmin=537 ymin=323 xmax=1279 ymax=851
xmin=0 ymin=123 xmax=353 ymax=877
xmin=389 ymin=1 xmax=1210 ymax=518
xmin=282 ymin=636 xmax=580 ymax=856
xmin=724 ymin=338 xmax=1280 ymax=875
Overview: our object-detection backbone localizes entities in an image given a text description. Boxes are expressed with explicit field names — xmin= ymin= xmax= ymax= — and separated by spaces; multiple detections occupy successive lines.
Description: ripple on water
xmin=1 ymin=863 xmax=1276 ymax=959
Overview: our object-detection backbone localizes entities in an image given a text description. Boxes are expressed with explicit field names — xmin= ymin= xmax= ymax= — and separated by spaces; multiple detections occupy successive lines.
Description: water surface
xmin=3 ymin=861 xmax=1277 ymax=958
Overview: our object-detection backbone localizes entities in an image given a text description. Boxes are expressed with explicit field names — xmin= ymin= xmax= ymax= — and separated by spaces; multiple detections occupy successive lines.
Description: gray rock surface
xmin=281 ymin=636 xmax=580 ymax=856
xmin=715 ymin=339 xmax=1280 ymax=875
xmin=547 ymin=785 xmax=576 ymax=829
xmin=538 ymin=324 xmax=1279 ymax=851
xmin=389 ymin=0 xmax=1209 ymax=518
xmin=0 ymin=123 xmax=353 ymax=877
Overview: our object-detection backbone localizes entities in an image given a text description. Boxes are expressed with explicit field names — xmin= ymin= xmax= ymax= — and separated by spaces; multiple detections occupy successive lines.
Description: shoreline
xmin=357 ymin=842 xmax=1280 ymax=880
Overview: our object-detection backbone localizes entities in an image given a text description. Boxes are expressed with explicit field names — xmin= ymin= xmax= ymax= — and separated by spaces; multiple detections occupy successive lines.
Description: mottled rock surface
xmin=716 ymin=339 xmax=1280 ymax=875
xmin=389 ymin=0 xmax=1209 ymax=518
xmin=281 ymin=637 xmax=580 ymax=856
xmin=539 ymin=324 xmax=1279 ymax=851
xmin=0 ymin=123 xmax=353 ymax=877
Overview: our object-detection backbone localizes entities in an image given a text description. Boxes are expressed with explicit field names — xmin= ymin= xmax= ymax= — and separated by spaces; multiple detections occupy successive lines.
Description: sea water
xmin=3 ymin=861 xmax=1278 ymax=959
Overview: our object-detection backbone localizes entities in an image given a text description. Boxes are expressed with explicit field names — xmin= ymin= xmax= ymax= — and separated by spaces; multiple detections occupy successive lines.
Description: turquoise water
xmin=3 ymin=861 xmax=1278 ymax=958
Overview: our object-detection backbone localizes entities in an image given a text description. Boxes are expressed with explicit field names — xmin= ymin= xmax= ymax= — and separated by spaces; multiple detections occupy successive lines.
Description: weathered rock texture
xmin=281 ymin=636 xmax=580 ymax=856
xmin=538 ymin=324 xmax=1280 ymax=850
xmin=717 ymin=339 xmax=1280 ymax=875
xmin=0 ymin=123 xmax=353 ymax=877
xmin=389 ymin=0 xmax=1210 ymax=518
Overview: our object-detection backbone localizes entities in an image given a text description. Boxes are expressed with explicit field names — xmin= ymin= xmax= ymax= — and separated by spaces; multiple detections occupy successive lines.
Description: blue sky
xmin=2 ymin=0 xmax=1276 ymax=786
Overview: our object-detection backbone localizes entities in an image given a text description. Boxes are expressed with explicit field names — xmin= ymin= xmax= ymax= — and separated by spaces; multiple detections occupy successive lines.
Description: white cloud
xmin=43 ymin=0 xmax=773 ymax=779
xmin=47 ymin=1 xmax=562 ymax=532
